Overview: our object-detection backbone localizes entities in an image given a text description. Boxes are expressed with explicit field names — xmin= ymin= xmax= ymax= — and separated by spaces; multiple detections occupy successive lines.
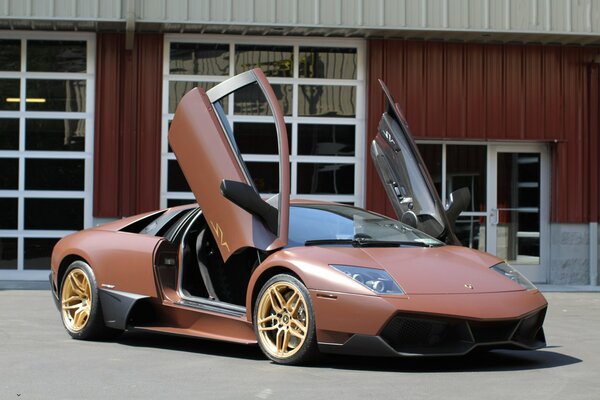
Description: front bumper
xmin=319 ymin=308 xmax=546 ymax=357
xmin=310 ymin=289 xmax=547 ymax=357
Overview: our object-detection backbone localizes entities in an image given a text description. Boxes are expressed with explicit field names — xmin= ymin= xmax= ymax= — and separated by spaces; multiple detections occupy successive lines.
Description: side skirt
xmin=98 ymin=288 xmax=149 ymax=330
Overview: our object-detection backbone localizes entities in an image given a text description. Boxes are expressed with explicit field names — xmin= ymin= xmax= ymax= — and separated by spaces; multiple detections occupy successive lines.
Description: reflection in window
xmin=0 ymin=40 xmax=20 ymax=71
xmin=26 ymin=80 xmax=86 ymax=112
xmin=26 ymin=119 xmax=85 ymax=151
xmin=235 ymin=45 xmax=293 ymax=77
xmin=0 ymin=238 xmax=18 ymax=269
xmin=24 ymin=238 xmax=60 ymax=270
xmin=0 ymin=198 xmax=18 ymax=230
xmin=170 ymin=43 xmax=229 ymax=75
xmin=234 ymin=83 xmax=292 ymax=116
xmin=298 ymin=124 xmax=355 ymax=156
xmin=233 ymin=122 xmax=291 ymax=155
xmin=299 ymin=47 xmax=357 ymax=79
xmin=0 ymin=119 xmax=19 ymax=150
xmin=297 ymin=163 xmax=354 ymax=194
xmin=298 ymin=85 xmax=355 ymax=117
xmin=168 ymin=81 xmax=226 ymax=113
xmin=25 ymin=159 xmax=85 ymax=191
xmin=27 ymin=40 xmax=86 ymax=73
xmin=0 ymin=158 xmax=18 ymax=190
xmin=24 ymin=199 xmax=83 ymax=230
xmin=0 ymin=79 xmax=20 ymax=111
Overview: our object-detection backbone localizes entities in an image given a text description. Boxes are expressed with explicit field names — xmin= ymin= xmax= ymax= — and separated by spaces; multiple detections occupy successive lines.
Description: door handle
xmin=490 ymin=208 xmax=498 ymax=225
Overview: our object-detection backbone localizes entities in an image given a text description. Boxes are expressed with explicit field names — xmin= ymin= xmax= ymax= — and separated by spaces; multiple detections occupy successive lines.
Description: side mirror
xmin=220 ymin=180 xmax=278 ymax=235
xmin=445 ymin=187 xmax=470 ymax=226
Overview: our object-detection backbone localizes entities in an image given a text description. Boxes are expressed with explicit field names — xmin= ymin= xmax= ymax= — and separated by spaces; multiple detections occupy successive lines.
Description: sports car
xmin=50 ymin=68 xmax=547 ymax=365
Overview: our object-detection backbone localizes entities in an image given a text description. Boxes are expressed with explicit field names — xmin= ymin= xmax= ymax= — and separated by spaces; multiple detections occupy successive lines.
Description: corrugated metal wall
xmin=366 ymin=39 xmax=600 ymax=224
xmin=2 ymin=0 xmax=600 ymax=38
xmin=93 ymin=33 xmax=162 ymax=218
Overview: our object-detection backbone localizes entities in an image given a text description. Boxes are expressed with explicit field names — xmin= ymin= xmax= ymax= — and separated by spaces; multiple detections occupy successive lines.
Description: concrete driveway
xmin=0 ymin=290 xmax=598 ymax=400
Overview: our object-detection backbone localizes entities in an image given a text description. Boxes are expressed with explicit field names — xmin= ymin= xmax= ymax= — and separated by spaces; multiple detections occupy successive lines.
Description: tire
xmin=59 ymin=261 xmax=122 ymax=340
xmin=253 ymin=274 xmax=318 ymax=365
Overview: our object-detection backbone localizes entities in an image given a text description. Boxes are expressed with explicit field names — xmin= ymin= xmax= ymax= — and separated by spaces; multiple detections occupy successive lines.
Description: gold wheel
xmin=61 ymin=268 xmax=92 ymax=333
xmin=256 ymin=281 xmax=309 ymax=359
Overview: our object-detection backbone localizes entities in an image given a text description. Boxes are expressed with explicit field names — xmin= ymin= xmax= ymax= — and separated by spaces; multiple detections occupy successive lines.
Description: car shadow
xmin=114 ymin=331 xmax=581 ymax=372
xmin=316 ymin=348 xmax=582 ymax=373
xmin=115 ymin=331 xmax=265 ymax=361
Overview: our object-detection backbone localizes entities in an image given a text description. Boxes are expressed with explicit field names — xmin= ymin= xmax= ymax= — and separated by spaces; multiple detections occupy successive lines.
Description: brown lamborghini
xmin=50 ymin=68 xmax=547 ymax=365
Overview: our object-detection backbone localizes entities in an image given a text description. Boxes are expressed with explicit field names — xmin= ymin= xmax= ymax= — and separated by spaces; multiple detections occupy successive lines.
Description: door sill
xmin=175 ymin=295 xmax=246 ymax=318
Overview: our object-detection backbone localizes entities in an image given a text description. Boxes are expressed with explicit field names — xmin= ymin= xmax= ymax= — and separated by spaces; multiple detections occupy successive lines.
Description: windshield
xmin=288 ymin=204 xmax=443 ymax=247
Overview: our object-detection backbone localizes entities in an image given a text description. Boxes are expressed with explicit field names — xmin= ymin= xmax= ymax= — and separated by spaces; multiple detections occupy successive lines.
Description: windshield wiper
xmin=304 ymin=238 xmax=439 ymax=248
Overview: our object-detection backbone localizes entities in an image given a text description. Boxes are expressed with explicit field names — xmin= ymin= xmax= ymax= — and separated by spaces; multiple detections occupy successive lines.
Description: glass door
xmin=486 ymin=145 xmax=549 ymax=283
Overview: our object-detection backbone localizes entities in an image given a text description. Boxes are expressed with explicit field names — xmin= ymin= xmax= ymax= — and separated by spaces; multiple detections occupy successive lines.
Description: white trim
xmin=161 ymin=34 xmax=366 ymax=209
xmin=0 ymin=32 xmax=95 ymax=278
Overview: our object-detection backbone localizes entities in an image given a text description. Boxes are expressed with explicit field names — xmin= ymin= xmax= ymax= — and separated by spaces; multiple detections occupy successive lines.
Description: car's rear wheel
xmin=254 ymin=274 xmax=318 ymax=365
xmin=60 ymin=261 xmax=121 ymax=340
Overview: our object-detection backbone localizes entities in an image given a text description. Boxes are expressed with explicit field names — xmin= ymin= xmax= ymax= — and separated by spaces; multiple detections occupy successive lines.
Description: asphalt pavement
xmin=0 ymin=290 xmax=598 ymax=400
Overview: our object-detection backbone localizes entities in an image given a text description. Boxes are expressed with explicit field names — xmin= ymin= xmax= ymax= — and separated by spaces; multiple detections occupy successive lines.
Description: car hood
xmin=359 ymin=245 xmax=522 ymax=295
xmin=286 ymin=244 xmax=523 ymax=295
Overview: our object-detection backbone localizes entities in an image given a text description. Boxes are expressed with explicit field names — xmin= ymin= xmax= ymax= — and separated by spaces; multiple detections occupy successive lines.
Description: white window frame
xmin=0 ymin=31 xmax=95 ymax=280
xmin=161 ymin=34 xmax=366 ymax=208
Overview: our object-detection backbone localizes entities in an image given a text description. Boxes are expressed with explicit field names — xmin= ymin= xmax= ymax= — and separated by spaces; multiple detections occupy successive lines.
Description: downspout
xmin=591 ymin=223 xmax=598 ymax=286
xmin=125 ymin=0 xmax=135 ymax=50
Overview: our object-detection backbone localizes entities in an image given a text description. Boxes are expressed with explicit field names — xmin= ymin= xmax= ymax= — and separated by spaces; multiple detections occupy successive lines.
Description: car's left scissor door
xmin=168 ymin=68 xmax=290 ymax=262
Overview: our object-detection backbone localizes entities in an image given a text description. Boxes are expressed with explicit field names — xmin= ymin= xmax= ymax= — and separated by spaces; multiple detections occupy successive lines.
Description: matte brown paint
xmin=52 ymin=72 xmax=547 ymax=357
xmin=168 ymin=69 xmax=290 ymax=261
xmin=51 ymin=202 xmax=547 ymax=349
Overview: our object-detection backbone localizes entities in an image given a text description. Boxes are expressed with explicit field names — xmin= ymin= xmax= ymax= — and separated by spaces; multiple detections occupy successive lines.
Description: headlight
xmin=331 ymin=265 xmax=404 ymax=295
xmin=490 ymin=262 xmax=537 ymax=290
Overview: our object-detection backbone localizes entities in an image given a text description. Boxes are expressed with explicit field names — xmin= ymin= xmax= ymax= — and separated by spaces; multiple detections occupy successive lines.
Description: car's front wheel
xmin=253 ymin=274 xmax=318 ymax=364
xmin=60 ymin=261 xmax=121 ymax=340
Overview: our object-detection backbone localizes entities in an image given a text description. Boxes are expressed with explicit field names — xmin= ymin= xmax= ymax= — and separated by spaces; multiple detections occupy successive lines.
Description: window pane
xmin=233 ymin=122 xmax=291 ymax=155
xmin=168 ymin=81 xmax=228 ymax=113
xmin=299 ymin=47 xmax=357 ymax=79
xmin=454 ymin=216 xmax=486 ymax=251
xmin=25 ymin=119 xmax=85 ymax=151
xmin=446 ymin=145 xmax=486 ymax=212
xmin=0 ymin=79 xmax=20 ymax=111
xmin=298 ymin=124 xmax=355 ymax=156
xmin=234 ymin=83 xmax=292 ymax=116
xmin=0 ymin=198 xmax=18 ymax=229
xmin=417 ymin=144 xmax=443 ymax=198
xmin=167 ymin=160 xmax=191 ymax=192
xmin=24 ymin=238 xmax=60 ymax=270
xmin=27 ymin=40 xmax=86 ymax=73
xmin=297 ymin=163 xmax=354 ymax=194
xmin=26 ymin=80 xmax=86 ymax=112
xmin=167 ymin=198 xmax=196 ymax=207
xmin=235 ymin=45 xmax=293 ymax=77
xmin=246 ymin=162 xmax=279 ymax=194
xmin=25 ymin=198 xmax=83 ymax=230
xmin=0 ymin=238 xmax=18 ymax=270
xmin=0 ymin=158 xmax=18 ymax=190
xmin=25 ymin=159 xmax=84 ymax=190
xmin=0 ymin=40 xmax=21 ymax=71
xmin=298 ymin=85 xmax=355 ymax=117
xmin=169 ymin=43 xmax=229 ymax=75
xmin=0 ymin=119 xmax=19 ymax=150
